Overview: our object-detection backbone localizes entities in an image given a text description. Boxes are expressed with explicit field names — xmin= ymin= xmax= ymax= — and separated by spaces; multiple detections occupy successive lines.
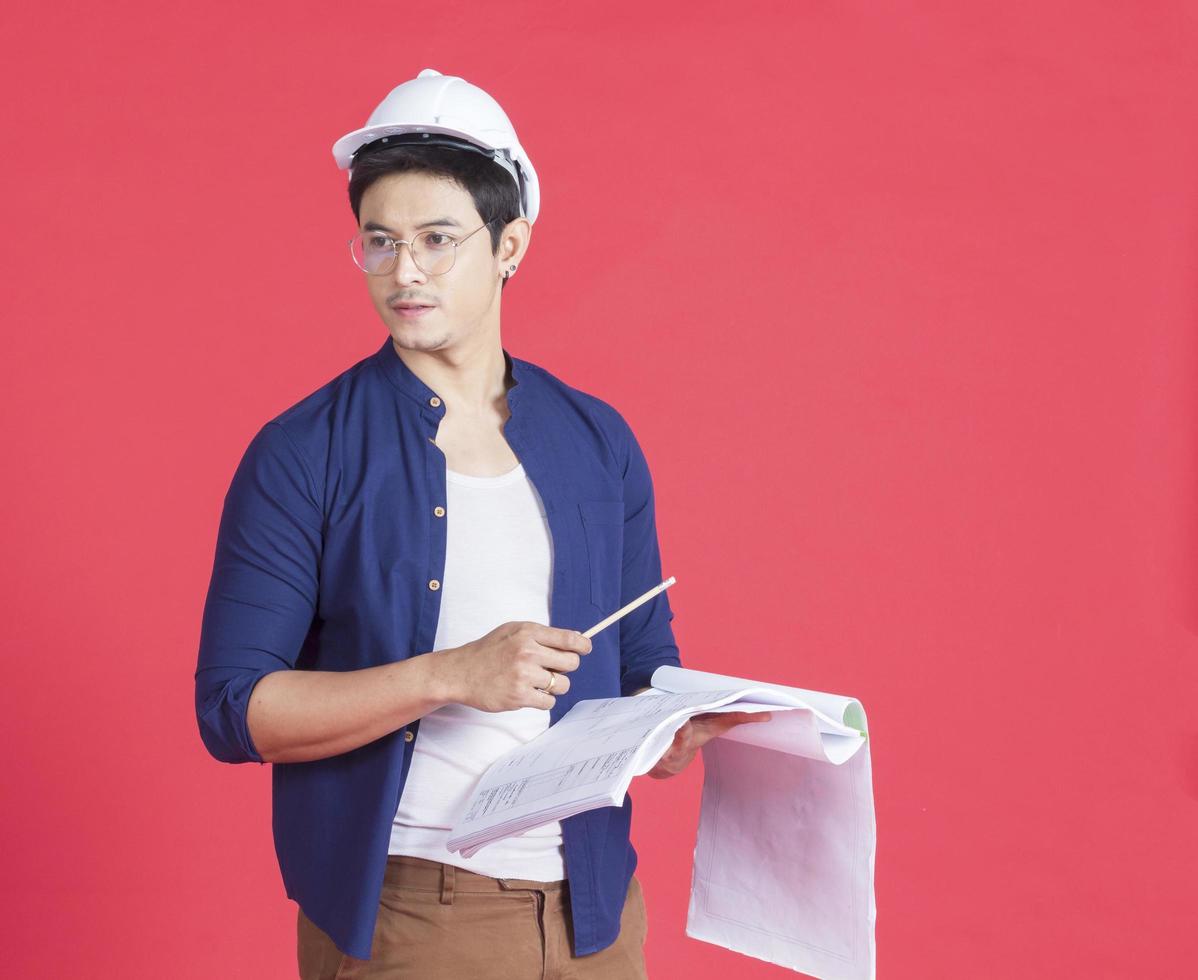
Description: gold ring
xmin=541 ymin=672 xmax=557 ymax=695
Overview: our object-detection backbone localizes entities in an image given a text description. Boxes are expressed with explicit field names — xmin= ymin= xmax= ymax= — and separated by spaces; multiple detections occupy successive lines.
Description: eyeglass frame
xmin=347 ymin=218 xmax=500 ymax=277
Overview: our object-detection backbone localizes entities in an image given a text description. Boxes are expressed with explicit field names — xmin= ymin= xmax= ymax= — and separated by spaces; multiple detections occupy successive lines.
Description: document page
xmin=445 ymin=667 xmax=877 ymax=980
xmin=656 ymin=667 xmax=877 ymax=980
xmin=446 ymin=679 xmax=864 ymax=857
xmin=447 ymin=689 xmax=760 ymax=856
xmin=652 ymin=665 xmax=867 ymax=765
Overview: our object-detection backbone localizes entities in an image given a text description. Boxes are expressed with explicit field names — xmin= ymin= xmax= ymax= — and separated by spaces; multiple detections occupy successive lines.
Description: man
xmin=194 ymin=68 xmax=764 ymax=979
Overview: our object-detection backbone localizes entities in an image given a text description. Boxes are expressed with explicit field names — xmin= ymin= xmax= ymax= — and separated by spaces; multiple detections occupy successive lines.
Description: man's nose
xmin=392 ymin=242 xmax=427 ymax=284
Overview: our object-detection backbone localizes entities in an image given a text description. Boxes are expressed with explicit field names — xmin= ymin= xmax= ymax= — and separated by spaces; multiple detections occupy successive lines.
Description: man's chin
xmin=389 ymin=326 xmax=450 ymax=352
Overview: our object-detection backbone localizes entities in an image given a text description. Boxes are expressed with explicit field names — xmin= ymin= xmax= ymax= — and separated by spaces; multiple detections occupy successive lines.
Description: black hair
xmin=347 ymin=140 xmax=522 ymax=290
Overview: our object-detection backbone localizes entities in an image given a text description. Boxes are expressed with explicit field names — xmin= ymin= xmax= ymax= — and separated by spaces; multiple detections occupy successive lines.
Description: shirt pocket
xmin=578 ymin=499 xmax=624 ymax=612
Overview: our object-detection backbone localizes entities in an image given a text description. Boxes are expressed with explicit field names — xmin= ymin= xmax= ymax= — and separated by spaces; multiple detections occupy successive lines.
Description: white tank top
xmin=388 ymin=461 xmax=565 ymax=880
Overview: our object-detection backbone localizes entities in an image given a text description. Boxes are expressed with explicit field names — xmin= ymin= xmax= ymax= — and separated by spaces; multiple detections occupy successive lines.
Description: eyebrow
xmin=363 ymin=218 xmax=462 ymax=233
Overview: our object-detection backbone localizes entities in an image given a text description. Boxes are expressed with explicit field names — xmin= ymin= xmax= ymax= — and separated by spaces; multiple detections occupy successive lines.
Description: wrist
xmin=421 ymin=647 xmax=461 ymax=708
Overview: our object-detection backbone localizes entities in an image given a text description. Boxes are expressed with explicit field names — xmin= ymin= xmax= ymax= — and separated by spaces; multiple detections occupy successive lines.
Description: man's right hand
xmin=433 ymin=621 xmax=592 ymax=712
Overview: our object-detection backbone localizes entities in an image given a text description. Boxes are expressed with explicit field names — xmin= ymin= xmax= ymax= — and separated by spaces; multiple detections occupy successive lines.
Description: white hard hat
xmin=332 ymin=68 xmax=540 ymax=225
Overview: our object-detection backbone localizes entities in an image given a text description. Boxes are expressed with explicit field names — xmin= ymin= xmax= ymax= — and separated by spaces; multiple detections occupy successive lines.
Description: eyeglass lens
xmin=351 ymin=230 xmax=458 ymax=276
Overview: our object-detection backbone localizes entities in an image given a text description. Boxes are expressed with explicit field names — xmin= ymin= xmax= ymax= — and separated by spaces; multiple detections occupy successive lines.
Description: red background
xmin=3 ymin=2 xmax=1196 ymax=977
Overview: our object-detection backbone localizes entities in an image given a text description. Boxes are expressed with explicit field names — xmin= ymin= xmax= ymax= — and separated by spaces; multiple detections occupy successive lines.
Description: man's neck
xmin=392 ymin=335 xmax=513 ymax=417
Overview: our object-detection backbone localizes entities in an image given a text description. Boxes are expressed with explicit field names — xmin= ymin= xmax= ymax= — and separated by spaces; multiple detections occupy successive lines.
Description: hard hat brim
xmin=332 ymin=123 xmax=540 ymax=225
xmin=333 ymin=123 xmax=504 ymax=171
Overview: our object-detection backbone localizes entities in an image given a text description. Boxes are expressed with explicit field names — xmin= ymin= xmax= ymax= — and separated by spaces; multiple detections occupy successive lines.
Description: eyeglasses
xmin=348 ymin=220 xmax=497 ymax=276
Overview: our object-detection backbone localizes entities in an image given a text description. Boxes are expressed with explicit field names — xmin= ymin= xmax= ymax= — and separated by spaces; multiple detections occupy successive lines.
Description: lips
xmin=391 ymin=303 xmax=436 ymax=319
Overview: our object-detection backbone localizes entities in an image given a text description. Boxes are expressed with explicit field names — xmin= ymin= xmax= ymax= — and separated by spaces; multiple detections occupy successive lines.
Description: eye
xmin=365 ymin=234 xmax=392 ymax=251
xmin=423 ymin=232 xmax=454 ymax=248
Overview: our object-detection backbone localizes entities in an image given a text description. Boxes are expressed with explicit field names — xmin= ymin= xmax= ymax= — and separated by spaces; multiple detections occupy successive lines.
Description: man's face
xmin=357 ymin=171 xmax=516 ymax=354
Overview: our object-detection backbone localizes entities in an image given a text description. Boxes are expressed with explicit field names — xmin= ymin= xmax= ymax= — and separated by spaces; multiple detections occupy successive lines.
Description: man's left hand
xmin=646 ymin=711 xmax=773 ymax=779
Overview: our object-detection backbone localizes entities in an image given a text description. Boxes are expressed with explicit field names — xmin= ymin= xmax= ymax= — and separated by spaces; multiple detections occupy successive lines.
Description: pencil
xmin=582 ymin=576 xmax=677 ymax=639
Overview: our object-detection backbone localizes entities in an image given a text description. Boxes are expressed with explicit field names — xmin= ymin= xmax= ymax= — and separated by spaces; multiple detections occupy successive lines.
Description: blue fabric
xmin=194 ymin=336 xmax=681 ymax=960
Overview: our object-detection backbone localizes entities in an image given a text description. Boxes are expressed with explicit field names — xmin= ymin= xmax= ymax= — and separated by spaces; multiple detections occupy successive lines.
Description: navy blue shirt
xmin=194 ymin=336 xmax=681 ymax=960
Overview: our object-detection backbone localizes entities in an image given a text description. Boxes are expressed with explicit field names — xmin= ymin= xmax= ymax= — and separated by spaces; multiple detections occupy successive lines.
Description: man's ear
xmin=498 ymin=216 xmax=532 ymax=272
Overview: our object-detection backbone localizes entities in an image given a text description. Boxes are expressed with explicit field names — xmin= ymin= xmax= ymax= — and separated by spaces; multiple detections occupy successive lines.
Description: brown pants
xmin=297 ymin=855 xmax=649 ymax=979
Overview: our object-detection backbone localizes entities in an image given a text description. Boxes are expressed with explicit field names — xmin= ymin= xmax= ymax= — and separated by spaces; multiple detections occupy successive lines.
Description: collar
xmin=371 ymin=336 xmax=531 ymax=420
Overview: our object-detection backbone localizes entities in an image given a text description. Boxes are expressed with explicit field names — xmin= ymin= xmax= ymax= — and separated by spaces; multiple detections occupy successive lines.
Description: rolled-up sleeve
xmin=194 ymin=421 xmax=323 ymax=764
xmin=617 ymin=420 xmax=681 ymax=694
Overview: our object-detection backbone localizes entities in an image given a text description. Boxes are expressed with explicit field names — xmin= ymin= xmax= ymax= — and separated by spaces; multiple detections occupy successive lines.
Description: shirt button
xmin=428 ymin=579 xmax=440 ymax=591
xmin=434 ymin=505 xmax=445 ymax=517
xmin=404 ymin=730 xmax=414 ymax=743
xmin=429 ymin=396 xmax=442 ymax=407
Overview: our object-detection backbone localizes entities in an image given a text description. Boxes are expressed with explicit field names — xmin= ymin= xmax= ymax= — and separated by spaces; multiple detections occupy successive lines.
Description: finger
xmin=692 ymin=712 xmax=771 ymax=738
xmin=656 ymin=738 xmax=698 ymax=775
xmin=542 ymin=669 xmax=571 ymax=695
xmin=536 ymin=648 xmax=584 ymax=673
xmin=691 ymin=710 xmax=770 ymax=723
xmin=534 ymin=625 xmax=592 ymax=655
xmin=668 ymin=721 xmax=695 ymax=751
xmin=531 ymin=688 xmax=556 ymax=710
xmin=715 ymin=711 xmax=770 ymax=728
xmin=695 ymin=710 xmax=772 ymax=727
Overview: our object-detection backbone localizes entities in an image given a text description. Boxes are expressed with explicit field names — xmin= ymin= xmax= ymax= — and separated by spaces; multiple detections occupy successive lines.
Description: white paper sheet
xmin=445 ymin=668 xmax=876 ymax=980
xmin=447 ymin=689 xmax=757 ymax=856
xmin=653 ymin=666 xmax=876 ymax=980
